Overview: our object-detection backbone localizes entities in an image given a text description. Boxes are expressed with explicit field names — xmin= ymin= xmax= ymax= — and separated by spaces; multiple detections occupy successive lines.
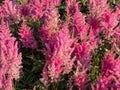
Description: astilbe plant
xmin=19 ymin=22 xmax=38 ymax=49
xmin=40 ymin=23 xmax=75 ymax=88
xmin=0 ymin=21 xmax=22 ymax=90
xmin=39 ymin=7 xmax=60 ymax=43
xmin=39 ymin=0 xmax=60 ymax=43
xmin=0 ymin=0 xmax=20 ymax=23
xmin=66 ymin=0 xmax=88 ymax=40
xmin=92 ymin=52 xmax=120 ymax=90
xmin=0 ymin=0 xmax=120 ymax=90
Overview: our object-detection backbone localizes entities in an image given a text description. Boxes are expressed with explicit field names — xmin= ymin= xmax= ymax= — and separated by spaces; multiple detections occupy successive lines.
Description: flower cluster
xmin=41 ymin=23 xmax=75 ymax=87
xmin=0 ymin=21 xmax=22 ymax=90
xmin=0 ymin=0 xmax=120 ymax=90
xmin=92 ymin=52 xmax=120 ymax=89
xmin=19 ymin=22 xmax=38 ymax=49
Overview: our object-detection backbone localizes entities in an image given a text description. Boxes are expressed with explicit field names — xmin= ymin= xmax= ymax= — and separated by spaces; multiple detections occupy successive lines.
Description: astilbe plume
xmin=71 ymin=41 xmax=92 ymax=90
xmin=88 ymin=0 xmax=108 ymax=15
xmin=66 ymin=0 xmax=79 ymax=16
xmin=87 ymin=0 xmax=108 ymax=38
xmin=88 ymin=0 xmax=119 ymax=39
xmin=38 ymin=0 xmax=61 ymax=43
xmin=66 ymin=0 xmax=88 ymax=40
xmin=101 ymin=8 xmax=118 ymax=30
xmin=21 ymin=0 xmax=61 ymax=20
xmin=19 ymin=23 xmax=38 ymax=49
xmin=19 ymin=0 xmax=39 ymax=20
xmin=0 ymin=21 xmax=22 ymax=90
xmin=72 ymin=61 xmax=88 ymax=90
xmin=92 ymin=52 xmax=120 ymax=90
xmin=39 ymin=7 xmax=60 ymax=42
xmin=41 ymin=24 xmax=75 ymax=88
xmin=101 ymin=9 xmax=118 ymax=39
xmin=32 ymin=1 xmax=43 ymax=19
xmin=87 ymin=15 xmax=102 ymax=38
xmin=29 ymin=0 xmax=43 ymax=19
xmin=0 ymin=0 xmax=120 ymax=89
xmin=20 ymin=0 xmax=44 ymax=20
xmin=20 ymin=2 xmax=31 ymax=18
xmin=65 ymin=1 xmax=99 ymax=89
xmin=72 ymin=12 xmax=88 ymax=40
xmin=43 ymin=8 xmax=59 ymax=30
xmin=86 ymin=0 xmax=119 ymax=53
xmin=74 ymin=41 xmax=92 ymax=67
xmin=1 ymin=0 xmax=20 ymax=23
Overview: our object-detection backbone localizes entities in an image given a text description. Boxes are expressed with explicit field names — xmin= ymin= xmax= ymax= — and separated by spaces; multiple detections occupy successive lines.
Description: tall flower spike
xmin=66 ymin=0 xmax=88 ymax=40
xmin=66 ymin=0 xmax=79 ymax=16
xmin=47 ymin=23 xmax=75 ymax=74
xmin=1 ymin=0 xmax=20 ymax=23
xmin=20 ymin=3 xmax=31 ymax=18
xmin=87 ymin=0 xmax=108 ymax=37
xmin=88 ymin=0 xmax=108 ymax=16
xmin=101 ymin=8 xmax=118 ymax=36
xmin=87 ymin=15 xmax=102 ymax=37
xmin=73 ymin=61 xmax=88 ymax=90
xmin=92 ymin=52 xmax=120 ymax=89
xmin=19 ymin=23 xmax=38 ymax=49
xmin=43 ymin=8 xmax=59 ymax=31
xmin=41 ymin=23 xmax=75 ymax=87
xmin=101 ymin=7 xmax=118 ymax=39
xmin=0 ymin=21 xmax=22 ymax=90
xmin=74 ymin=41 xmax=92 ymax=67
xmin=28 ymin=0 xmax=43 ymax=19
xmin=39 ymin=7 xmax=60 ymax=42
